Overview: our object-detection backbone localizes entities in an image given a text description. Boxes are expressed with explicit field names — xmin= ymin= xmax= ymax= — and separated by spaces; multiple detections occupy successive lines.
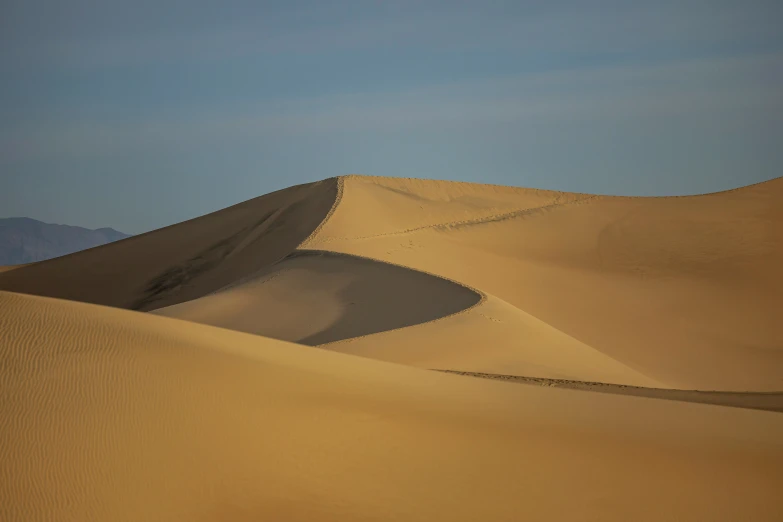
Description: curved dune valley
xmin=154 ymin=250 xmax=482 ymax=345
xmin=1 ymin=175 xmax=783 ymax=520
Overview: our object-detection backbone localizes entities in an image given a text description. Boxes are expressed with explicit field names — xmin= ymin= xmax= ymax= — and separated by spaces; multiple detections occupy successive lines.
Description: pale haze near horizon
xmin=1 ymin=0 xmax=781 ymax=234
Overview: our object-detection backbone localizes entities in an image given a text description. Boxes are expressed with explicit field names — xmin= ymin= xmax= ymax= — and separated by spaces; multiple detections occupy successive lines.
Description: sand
xmin=0 ymin=179 xmax=337 ymax=310
xmin=2 ymin=290 xmax=783 ymax=521
xmin=151 ymin=175 xmax=783 ymax=389
xmin=1 ymin=174 xmax=782 ymax=520
xmin=155 ymin=249 xmax=481 ymax=345
xmin=437 ymin=370 xmax=783 ymax=413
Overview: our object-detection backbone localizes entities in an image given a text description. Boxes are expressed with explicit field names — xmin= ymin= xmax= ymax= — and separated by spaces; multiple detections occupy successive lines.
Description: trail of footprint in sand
xmin=154 ymin=249 xmax=483 ymax=346
xmin=436 ymin=370 xmax=783 ymax=413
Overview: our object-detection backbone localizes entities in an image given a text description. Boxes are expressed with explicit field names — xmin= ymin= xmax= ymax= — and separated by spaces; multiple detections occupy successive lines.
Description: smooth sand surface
xmin=2 ymin=291 xmax=783 ymax=521
xmin=1 ymin=175 xmax=782 ymax=519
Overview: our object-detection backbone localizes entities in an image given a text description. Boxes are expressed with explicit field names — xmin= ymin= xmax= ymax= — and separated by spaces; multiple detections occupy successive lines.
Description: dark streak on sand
xmin=434 ymin=370 xmax=783 ymax=413
xmin=131 ymin=211 xmax=277 ymax=311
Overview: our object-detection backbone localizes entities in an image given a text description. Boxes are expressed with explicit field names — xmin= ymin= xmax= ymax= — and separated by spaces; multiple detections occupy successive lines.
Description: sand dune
xmin=303 ymin=176 xmax=783 ymax=390
xmin=2 ymin=291 xmax=783 ymax=521
xmin=0 ymin=179 xmax=337 ymax=310
xmin=2 ymin=175 xmax=781 ymax=388
xmin=1 ymin=175 xmax=780 ymax=387
xmin=2 ymin=175 xmax=781 ymax=519
xmin=153 ymin=175 xmax=782 ymax=389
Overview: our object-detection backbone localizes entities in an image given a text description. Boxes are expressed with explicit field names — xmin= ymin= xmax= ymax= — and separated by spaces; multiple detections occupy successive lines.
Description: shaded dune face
xmin=0 ymin=179 xmax=338 ymax=310
xmin=154 ymin=250 xmax=482 ymax=345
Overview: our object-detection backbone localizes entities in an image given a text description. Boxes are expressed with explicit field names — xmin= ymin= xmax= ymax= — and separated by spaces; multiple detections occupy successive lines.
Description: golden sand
xmin=1 ymin=175 xmax=782 ymax=520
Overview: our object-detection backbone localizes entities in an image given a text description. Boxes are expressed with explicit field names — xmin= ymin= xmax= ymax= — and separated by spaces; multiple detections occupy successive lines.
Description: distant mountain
xmin=0 ymin=217 xmax=131 ymax=265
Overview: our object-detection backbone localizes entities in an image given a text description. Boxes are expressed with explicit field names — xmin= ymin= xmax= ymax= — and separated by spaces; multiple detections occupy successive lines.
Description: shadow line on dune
xmin=295 ymin=248 xmax=489 ymax=347
xmin=266 ymin=248 xmax=486 ymax=345
xmin=154 ymin=248 xmax=484 ymax=346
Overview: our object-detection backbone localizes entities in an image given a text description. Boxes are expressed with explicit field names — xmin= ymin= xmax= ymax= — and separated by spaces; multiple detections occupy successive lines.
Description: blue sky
xmin=1 ymin=0 xmax=781 ymax=234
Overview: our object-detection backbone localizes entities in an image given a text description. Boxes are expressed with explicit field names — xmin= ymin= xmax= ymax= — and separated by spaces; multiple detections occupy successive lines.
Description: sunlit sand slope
xmin=304 ymin=176 xmax=783 ymax=390
xmin=2 ymin=291 xmax=782 ymax=522
xmin=0 ymin=179 xmax=337 ymax=310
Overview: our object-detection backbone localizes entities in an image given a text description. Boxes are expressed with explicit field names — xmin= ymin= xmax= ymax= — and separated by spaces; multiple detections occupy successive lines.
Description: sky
xmin=1 ymin=0 xmax=781 ymax=234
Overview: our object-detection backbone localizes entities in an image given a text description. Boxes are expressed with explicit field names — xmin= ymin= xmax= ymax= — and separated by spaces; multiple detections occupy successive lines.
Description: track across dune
xmin=437 ymin=370 xmax=783 ymax=413
xmin=154 ymin=249 xmax=482 ymax=345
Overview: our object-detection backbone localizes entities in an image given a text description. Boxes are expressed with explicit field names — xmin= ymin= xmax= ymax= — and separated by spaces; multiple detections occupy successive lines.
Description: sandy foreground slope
xmin=2 ymin=290 xmax=783 ymax=522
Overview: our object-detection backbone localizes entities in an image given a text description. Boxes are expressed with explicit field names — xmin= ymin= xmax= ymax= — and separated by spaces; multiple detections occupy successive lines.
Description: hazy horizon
xmin=2 ymin=0 xmax=781 ymax=234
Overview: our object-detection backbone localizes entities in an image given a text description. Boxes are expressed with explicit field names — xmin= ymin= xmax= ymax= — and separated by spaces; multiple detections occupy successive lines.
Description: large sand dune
xmin=1 ymin=174 xmax=782 ymax=519
xmin=304 ymin=176 xmax=783 ymax=390
xmin=150 ymin=175 xmax=782 ymax=389
xmin=2 ymin=291 xmax=782 ymax=521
